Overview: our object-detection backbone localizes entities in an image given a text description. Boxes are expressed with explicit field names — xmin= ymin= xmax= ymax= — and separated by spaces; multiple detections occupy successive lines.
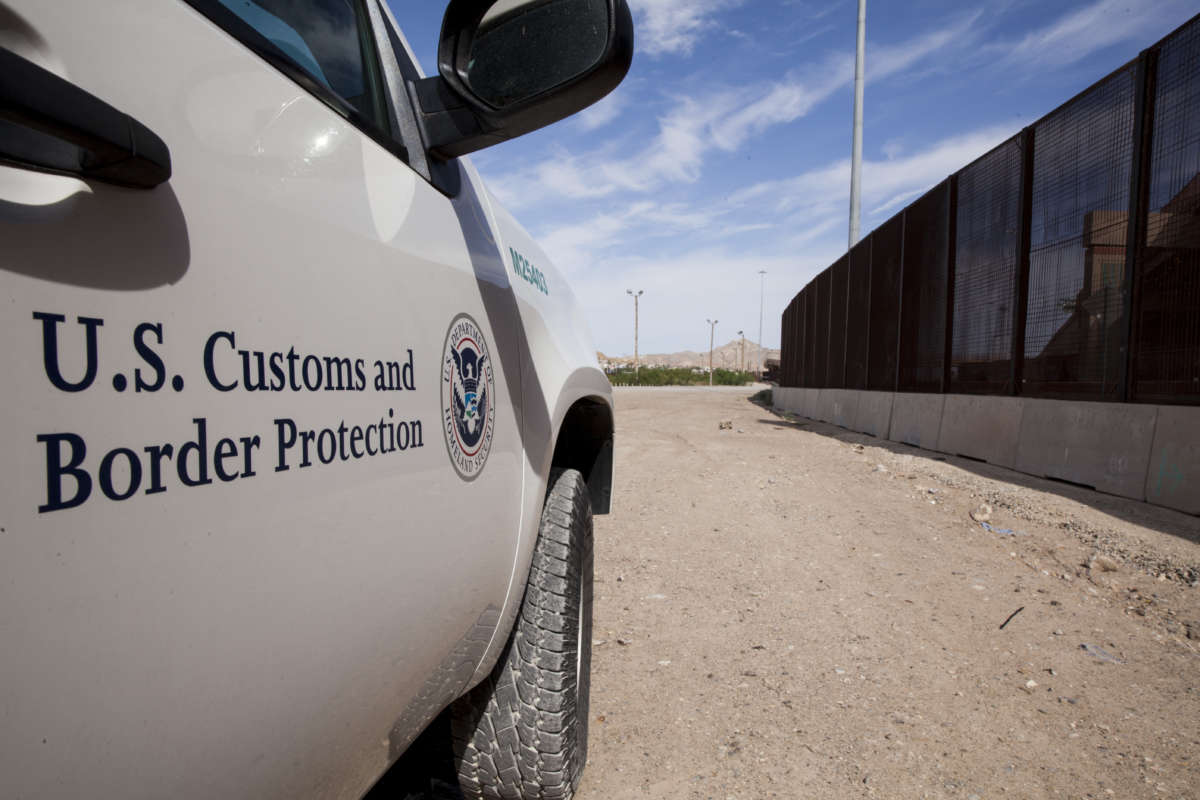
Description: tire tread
xmin=451 ymin=469 xmax=593 ymax=799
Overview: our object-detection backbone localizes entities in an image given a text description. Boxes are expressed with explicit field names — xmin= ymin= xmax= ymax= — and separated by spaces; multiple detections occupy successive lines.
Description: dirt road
xmin=574 ymin=387 xmax=1200 ymax=799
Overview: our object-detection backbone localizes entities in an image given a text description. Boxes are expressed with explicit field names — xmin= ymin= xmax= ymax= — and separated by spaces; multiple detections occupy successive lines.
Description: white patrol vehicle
xmin=0 ymin=1 xmax=631 ymax=797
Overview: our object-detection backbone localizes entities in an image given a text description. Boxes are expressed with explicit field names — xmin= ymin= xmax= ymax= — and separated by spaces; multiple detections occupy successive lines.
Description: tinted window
xmin=215 ymin=0 xmax=385 ymax=126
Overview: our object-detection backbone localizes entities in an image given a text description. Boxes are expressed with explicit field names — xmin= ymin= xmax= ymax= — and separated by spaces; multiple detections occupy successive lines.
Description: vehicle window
xmin=212 ymin=0 xmax=387 ymax=128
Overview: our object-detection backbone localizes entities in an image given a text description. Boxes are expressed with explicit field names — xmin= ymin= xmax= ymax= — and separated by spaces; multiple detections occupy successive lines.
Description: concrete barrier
xmin=810 ymin=389 xmax=831 ymax=423
xmin=824 ymin=389 xmax=860 ymax=429
xmin=772 ymin=387 xmax=798 ymax=413
xmin=853 ymin=391 xmax=894 ymax=438
xmin=1015 ymin=398 xmax=1158 ymax=500
xmin=1145 ymin=405 xmax=1200 ymax=515
xmin=937 ymin=395 xmax=1024 ymax=469
xmin=795 ymin=388 xmax=815 ymax=419
xmin=888 ymin=393 xmax=946 ymax=450
xmin=770 ymin=385 xmax=1196 ymax=516
xmin=772 ymin=387 xmax=820 ymax=421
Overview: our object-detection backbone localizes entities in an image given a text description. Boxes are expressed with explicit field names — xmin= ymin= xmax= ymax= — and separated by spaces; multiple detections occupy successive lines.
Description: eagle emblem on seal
xmin=441 ymin=314 xmax=496 ymax=480
xmin=450 ymin=344 xmax=488 ymax=449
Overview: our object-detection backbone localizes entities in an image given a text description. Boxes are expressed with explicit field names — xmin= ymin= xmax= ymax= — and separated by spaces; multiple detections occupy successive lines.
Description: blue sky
xmin=389 ymin=0 xmax=1197 ymax=357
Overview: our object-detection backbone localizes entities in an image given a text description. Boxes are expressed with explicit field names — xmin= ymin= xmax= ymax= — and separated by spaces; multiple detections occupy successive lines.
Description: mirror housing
xmin=412 ymin=0 xmax=633 ymax=160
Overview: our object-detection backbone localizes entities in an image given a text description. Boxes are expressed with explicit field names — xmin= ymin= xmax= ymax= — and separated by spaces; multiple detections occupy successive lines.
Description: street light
xmin=849 ymin=0 xmax=866 ymax=249
xmin=706 ymin=318 xmax=718 ymax=387
xmin=626 ymin=289 xmax=643 ymax=383
xmin=757 ymin=270 xmax=767 ymax=379
xmin=737 ymin=330 xmax=745 ymax=372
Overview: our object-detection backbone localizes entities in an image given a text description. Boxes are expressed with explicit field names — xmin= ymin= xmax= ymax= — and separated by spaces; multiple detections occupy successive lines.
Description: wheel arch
xmin=550 ymin=395 xmax=613 ymax=515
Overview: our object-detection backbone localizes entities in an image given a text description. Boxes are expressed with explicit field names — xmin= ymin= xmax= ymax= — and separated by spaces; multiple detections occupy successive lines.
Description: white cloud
xmin=999 ymin=0 xmax=1192 ymax=69
xmin=533 ymin=155 xmax=619 ymax=201
xmin=538 ymin=213 xmax=630 ymax=271
xmin=537 ymin=199 xmax=731 ymax=273
xmin=780 ymin=0 xmax=841 ymax=21
xmin=487 ymin=13 xmax=982 ymax=211
xmin=628 ymin=0 xmax=742 ymax=57
xmin=532 ymin=124 xmax=1017 ymax=354
xmin=575 ymin=90 xmax=627 ymax=132
xmin=871 ymin=12 xmax=981 ymax=77
xmin=736 ymin=124 xmax=1014 ymax=224
xmin=710 ymin=80 xmax=827 ymax=150
xmin=569 ymin=247 xmax=805 ymax=355
xmin=868 ymin=187 xmax=924 ymax=217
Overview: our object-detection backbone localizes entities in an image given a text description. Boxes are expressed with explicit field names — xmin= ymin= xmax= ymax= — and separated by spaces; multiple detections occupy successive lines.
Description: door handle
xmin=0 ymin=47 xmax=171 ymax=189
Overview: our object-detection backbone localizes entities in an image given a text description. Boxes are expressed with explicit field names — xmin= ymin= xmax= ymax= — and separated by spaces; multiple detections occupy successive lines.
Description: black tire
xmin=451 ymin=468 xmax=594 ymax=799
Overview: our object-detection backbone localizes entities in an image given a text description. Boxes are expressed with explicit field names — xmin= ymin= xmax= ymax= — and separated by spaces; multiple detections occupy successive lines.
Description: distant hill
xmin=598 ymin=339 xmax=779 ymax=370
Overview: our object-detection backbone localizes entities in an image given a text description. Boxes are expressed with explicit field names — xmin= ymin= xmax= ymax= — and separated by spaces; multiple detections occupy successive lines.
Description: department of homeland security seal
xmin=441 ymin=314 xmax=496 ymax=481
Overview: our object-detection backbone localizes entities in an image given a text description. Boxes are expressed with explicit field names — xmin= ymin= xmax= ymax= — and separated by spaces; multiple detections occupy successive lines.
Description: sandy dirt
xmin=572 ymin=386 xmax=1200 ymax=800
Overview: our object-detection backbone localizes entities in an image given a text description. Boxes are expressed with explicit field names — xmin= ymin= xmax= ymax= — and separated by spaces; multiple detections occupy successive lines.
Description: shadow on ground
xmin=753 ymin=397 xmax=1200 ymax=549
xmin=363 ymin=712 xmax=463 ymax=800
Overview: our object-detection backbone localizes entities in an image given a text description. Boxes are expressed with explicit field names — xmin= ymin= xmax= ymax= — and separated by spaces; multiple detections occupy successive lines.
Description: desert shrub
xmin=607 ymin=367 xmax=755 ymax=387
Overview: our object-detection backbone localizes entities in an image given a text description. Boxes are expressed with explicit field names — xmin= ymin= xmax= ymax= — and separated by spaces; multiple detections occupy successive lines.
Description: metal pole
xmin=1119 ymin=47 xmax=1157 ymax=403
xmin=738 ymin=330 xmax=744 ymax=372
xmin=757 ymin=270 xmax=767 ymax=379
xmin=627 ymin=289 xmax=643 ymax=382
xmin=848 ymin=0 xmax=866 ymax=249
xmin=707 ymin=318 xmax=718 ymax=386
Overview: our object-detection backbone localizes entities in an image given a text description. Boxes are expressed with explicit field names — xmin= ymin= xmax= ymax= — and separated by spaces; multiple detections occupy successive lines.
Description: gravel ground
xmin=574 ymin=387 xmax=1200 ymax=800
xmin=392 ymin=386 xmax=1200 ymax=799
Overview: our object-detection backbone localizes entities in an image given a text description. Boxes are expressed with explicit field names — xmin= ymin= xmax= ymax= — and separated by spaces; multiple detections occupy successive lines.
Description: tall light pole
xmin=738 ymin=330 xmax=745 ymax=372
xmin=626 ymin=289 xmax=643 ymax=383
xmin=757 ymin=269 xmax=767 ymax=379
xmin=848 ymin=0 xmax=866 ymax=248
xmin=706 ymin=318 xmax=718 ymax=386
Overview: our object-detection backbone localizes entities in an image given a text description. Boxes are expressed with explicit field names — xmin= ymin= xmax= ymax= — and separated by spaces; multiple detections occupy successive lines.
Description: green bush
xmin=607 ymin=367 xmax=755 ymax=387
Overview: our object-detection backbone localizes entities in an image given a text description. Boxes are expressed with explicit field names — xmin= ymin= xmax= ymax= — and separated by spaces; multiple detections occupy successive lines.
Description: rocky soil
xmin=393 ymin=386 xmax=1200 ymax=799
xmin=574 ymin=387 xmax=1200 ymax=799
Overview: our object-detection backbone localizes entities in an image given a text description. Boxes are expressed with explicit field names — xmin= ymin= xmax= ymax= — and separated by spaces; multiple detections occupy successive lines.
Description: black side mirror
xmin=412 ymin=0 xmax=633 ymax=160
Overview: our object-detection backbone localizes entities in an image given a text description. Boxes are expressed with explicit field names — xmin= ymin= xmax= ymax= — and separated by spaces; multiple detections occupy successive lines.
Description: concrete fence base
xmin=772 ymin=387 xmax=1200 ymax=517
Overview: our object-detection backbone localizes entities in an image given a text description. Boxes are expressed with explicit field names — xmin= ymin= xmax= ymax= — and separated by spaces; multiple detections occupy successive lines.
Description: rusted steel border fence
xmin=781 ymin=14 xmax=1200 ymax=407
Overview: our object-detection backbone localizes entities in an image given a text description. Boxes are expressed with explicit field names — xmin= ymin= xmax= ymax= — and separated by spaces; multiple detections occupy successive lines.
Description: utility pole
xmin=626 ymin=289 xmax=643 ymax=383
xmin=848 ymin=0 xmax=866 ymax=248
xmin=757 ymin=269 xmax=767 ymax=379
xmin=706 ymin=318 xmax=718 ymax=386
xmin=738 ymin=330 xmax=745 ymax=372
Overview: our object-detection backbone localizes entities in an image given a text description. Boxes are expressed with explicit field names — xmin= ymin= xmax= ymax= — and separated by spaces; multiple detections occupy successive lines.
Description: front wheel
xmin=452 ymin=468 xmax=594 ymax=799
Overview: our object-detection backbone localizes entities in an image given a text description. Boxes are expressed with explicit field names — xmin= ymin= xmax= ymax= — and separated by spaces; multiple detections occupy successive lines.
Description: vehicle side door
xmin=0 ymin=1 xmax=524 ymax=797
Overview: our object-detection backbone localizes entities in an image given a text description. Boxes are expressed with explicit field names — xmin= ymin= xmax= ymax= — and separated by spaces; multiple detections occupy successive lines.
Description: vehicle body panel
xmin=0 ymin=1 xmax=612 ymax=797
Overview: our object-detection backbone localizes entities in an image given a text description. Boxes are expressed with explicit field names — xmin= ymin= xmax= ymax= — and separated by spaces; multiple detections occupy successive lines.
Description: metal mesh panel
xmin=813 ymin=269 xmax=830 ymax=387
xmin=789 ymin=298 xmax=800 ymax=386
xmin=780 ymin=299 xmax=793 ymax=385
xmin=899 ymin=183 xmax=951 ymax=392
xmin=794 ymin=294 xmax=806 ymax=386
xmin=827 ymin=255 xmax=849 ymax=388
xmin=783 ymin=295 xmax=803 ymax=387
xmin=811 ymin=284 xmax=820 ymax=388
xmin=801 ymin=284 xmax=811 ymax=388
xmin=782 ymin=299 xmax=792 ymax=388
xmin=950 ymin=139 xmax=1022 ymax=394
xmin=780 ymin=300 xmax=789 ymax=384
xmin=867 ymin=214 xmax=904 ymax=391
xmin=782 ymin=16 xmax=1200 ymax=408
xmin=1024 ymin=67 xmax=1137 ymax=399
xmin=845 ymin=237 xmax=872 ymax=389
xmin=1135 ymin=20 xmax=1200 ymax=403
xmin=799 ymin=293 xmax=808 ymax=385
